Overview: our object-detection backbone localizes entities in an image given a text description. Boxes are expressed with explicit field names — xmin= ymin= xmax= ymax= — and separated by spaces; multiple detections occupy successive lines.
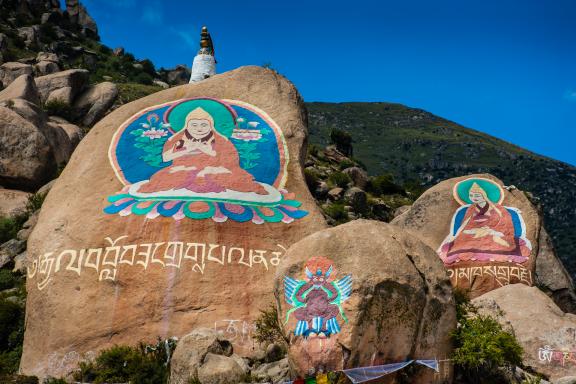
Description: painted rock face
xmin=275 ymin=220 xmax=456 ymax=382
xmin=393 ymin=174 xmax=540 ymax=298
xmin=21 ymin=67 xmax=327 ymax=379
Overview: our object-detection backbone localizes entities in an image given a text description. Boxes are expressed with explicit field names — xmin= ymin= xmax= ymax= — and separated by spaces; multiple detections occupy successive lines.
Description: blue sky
xmin=80 ymin=0 xmax=576 ymax=165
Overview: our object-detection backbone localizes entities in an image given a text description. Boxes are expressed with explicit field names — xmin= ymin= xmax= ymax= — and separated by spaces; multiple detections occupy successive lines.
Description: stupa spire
xmin=189 ymin=26 xmax=217 ymax=83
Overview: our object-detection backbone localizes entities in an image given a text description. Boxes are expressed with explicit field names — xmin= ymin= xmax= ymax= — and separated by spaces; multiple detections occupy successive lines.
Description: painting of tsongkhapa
xmin=438 ymin=177 xmax=532 ymax=265
xmin=283 ymin=256 xmax=352 ymax=338
xmin=105 ymin=98 xmax=307 ymax=224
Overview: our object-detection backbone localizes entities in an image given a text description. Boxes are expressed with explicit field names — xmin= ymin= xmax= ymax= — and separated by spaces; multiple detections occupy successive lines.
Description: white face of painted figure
xmin=186 ymin=119 xmax=212 ymax=139
xmin=469 ymin=191 xmax=486 ymax=206
xmin=311 ymin=274 xmax=325 ymax=286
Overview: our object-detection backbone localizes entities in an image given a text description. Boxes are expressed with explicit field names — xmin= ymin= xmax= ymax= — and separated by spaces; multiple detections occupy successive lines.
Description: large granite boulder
xmin=0 ymin=74 xmax=41 ymax=105
xmin=21 ymin=66 xmax=327 ymax=379
xmin=35 ymin=60 xmax=60 ymax=76
xmin=0 ymin=106 xmax=54 ymax=190
xmin=65 ymin=0 xmax=98 ymax=37
xmin=0 ymin=188 xmax=32 ymax=217
xmin=35 ymin=68 xmax=89 ymax=104
xmin=44 ymin=116 xmax=82 ymax=165
xmin=473 ymin=284 xmax=576 ymax=381
xmin=535 ymin=226 xmax=576 ymax=314
xmin=393 ymin=174 xmax=541 ymax=299
xmin=170 ymin=328 xmax=234 ymax=384
xmin=72 ymin=81 xmax=118 ymax=127
xmin=0 ymin=62 xmax=33 ymax=87
xmin=274 ymin=219 xmax=456 ymax=382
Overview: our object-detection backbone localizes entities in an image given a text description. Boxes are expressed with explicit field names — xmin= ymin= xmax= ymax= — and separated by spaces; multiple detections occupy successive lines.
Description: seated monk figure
xmin=438 ymin=182 xmax=532 ymax=264
xmin=138 ymin=107 xmax=267 ymax=195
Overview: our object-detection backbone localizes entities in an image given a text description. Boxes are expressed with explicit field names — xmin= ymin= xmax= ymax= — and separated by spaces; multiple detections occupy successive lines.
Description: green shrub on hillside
xmin=0 ymin=214 xmax=27 ymax=244
xmin=327 ymin=172 xmax=351 ymax=188
xmin=0 ymin=299 xmax=25 ymax=375
xmin=367 ymin=174 xmax=405 ymax=196
xmin=451 ymin=290 xmax=523 ymax=384
xmin=322 ymin=202 xmax=349 ymax=224
xmin=116 ymin=83 xmax=163 ymax=106
xmin=329 ymin=128 xmax=353 ymax=156
xmin=73 ymin=339 xmax=176 ymax=384
xmin=253 ymin=304 xmax=288 ymax=347
xmin=43 ymin=99 xmax=73 ymax=121
xmin=304 ymin=168 xmax=319 ymax=192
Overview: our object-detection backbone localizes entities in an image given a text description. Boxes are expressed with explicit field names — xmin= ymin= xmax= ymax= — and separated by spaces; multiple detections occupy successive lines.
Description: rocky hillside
xmin=306 ymin=102 xmax=576 ymax=280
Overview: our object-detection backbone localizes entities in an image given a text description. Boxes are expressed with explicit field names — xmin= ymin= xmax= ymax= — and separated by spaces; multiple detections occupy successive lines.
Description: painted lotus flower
xmin=141 ymin=128 xmax=168 ymax=140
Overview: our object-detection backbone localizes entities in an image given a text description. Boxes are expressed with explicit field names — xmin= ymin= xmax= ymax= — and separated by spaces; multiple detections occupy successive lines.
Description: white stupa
xmin=189 ymin=26 xmax=216 ymax=83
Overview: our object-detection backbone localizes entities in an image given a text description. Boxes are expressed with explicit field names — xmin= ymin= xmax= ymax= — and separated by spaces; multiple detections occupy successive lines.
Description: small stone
xmin=343 ymin=166 xmax=368 ymax=189
xmin=0 ymin=239 xmax=26 ymax=268
xmin=197 ymin=353 xmax=244 ymax=384
xmin=327 ymin=187 xmax=343 ymax=201
xmin=264 ymin=343 xmax=284 ymax=363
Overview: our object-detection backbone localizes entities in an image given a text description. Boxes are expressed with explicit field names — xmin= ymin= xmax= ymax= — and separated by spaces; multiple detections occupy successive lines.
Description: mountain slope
xmin=306 ymin=102 xmax=576 ymax=278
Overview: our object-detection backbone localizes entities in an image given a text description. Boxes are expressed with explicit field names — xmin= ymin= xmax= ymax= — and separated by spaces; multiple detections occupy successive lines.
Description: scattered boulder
xmin=535 ymin=226 xmax=576 ymax=313
xmin=65 ymin=0 xmax=98 ymax=37
xmin=13 ymin=251 xmax=28 ymax=273
xmin=327 ymin=187 xmax=343 ymax=201
xmin=169 ymin=328 xmax=234 ymax=384
xmin=34 ymin=60 xmax=60 ymax=76
xmin=264 ymin=343 xmax=284 ymax=363
xmin=0 ymin=62 xmax=33 ymax=87
xmin=166 ymin=64 xmax=191 ymax=85
xmin=40 ymin=9 xmax=63 ymax=25
xmin=36 ymin=52 xmax=59 ymax=63
xmin=0 ymin=239 xmax=26 ymax=269
xmin=0 ymin=74 xmax=41 ymax=105
xmin=473 ymin=284 xmax=576 ymax=381
xmin=17 ymin=25 xmax=40 ymax=47
xmin=344 ymin=187 xmax=367 ymax=214
xmin=0 ymin=188 xmax=32 ymax=217
xmin=0 ymin=106 xmax=54 ymax=190
xmin=2 ymin=98 xmax=46 ymax=130
xmin=35 ymin=68 xmax=89 ymax=104
xmin=17 ymin=211 xmax=39 ymax=241
xmin=197 ymin=353 xmax=244 ymax=384
xmin=72 ymin=81 xmax=118 ymax=127
xmin=153 ymin=79 xmax=169 ymax=89
xmin=343 ymin=166 xmax=368 ymax=189
xmin=251 ymin=358 xmax=290 ymax=383
xmin=46 ymin=86 xmax=73 ymax=105
xmin=275 ymin=220 xmax=455 ymax=381
xmin=393 ymin=174 xmax=540 ymax=299
xmin=113 ymin=47 xmax=124 ymax=56
xmin=42 ymin=116 xmax=81 ymax=165
xmin=315 ymin=181 xmax=329 ymax=199
xmin=21 ymin=66 xmax=327 ymax=379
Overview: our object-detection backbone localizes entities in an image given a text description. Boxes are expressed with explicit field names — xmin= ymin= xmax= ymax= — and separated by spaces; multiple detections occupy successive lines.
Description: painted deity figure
xmin=138 ymin=107 xmax=267 ymax=195
xmin=284 ymin=257 xmax=351 ymax=337
xmin=438 ymin=180 xmax=532 ymax=265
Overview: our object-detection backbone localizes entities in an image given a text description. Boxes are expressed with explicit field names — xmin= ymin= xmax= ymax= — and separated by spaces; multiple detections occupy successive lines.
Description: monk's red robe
xmin=439 ymin=202 xmax=531 ymax=264
xmin=138 ymin=134 xmax=267 ymax=195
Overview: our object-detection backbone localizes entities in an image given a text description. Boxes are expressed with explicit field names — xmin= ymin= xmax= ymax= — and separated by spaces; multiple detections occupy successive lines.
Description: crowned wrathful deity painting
xmin=438 ymin=177 xmax=532 ymax=265
xmin=105 ymin=98 xmax=307 ymax=223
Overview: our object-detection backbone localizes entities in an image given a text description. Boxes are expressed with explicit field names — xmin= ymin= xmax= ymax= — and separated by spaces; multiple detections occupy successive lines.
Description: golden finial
xmin=199 ymin=26 xmax=215 ymax=57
